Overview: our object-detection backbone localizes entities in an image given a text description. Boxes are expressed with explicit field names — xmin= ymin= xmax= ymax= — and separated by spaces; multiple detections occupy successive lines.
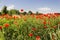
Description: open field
xmin=0 ymin=14 xmax=60 ymax=40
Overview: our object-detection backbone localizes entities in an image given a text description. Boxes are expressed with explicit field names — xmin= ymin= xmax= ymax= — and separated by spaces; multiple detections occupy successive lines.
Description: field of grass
xmin=0 ymin=14 xmax=60 ymax=40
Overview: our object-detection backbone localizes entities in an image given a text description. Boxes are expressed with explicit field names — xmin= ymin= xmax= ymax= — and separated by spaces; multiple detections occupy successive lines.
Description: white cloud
xmin=0 ymin=8 xmax=2 ymax=12
xmin=38 ymin=7 xmax=51 ymax=11
xmin=0 ymin=9 xmax=1 ymax=12
xmin=7 ymin=5 xmax=15 ymax=10
xmin=0 ymin=5 xmax=15 ymax=12
xmin=38 ymin=7 xmax=52 ymax=13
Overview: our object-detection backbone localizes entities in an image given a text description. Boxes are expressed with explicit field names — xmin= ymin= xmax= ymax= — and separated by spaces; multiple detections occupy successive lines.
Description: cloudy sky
xmin=0 ymin=0 xmax=60 ymax=13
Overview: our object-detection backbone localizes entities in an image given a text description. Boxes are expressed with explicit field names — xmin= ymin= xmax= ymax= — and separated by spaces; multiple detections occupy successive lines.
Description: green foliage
xmin=0 ymin=6 xmax=60 ymax=40
xmin=28 ymin=11 xmax=33 ymax=15
xmin=0 ymin=6 xmax=43 ymax=15
xmin=1 ymin=6 xmax=8 ymax=14
xmin=9 ymin=9 xmax=20 ymax=15
xmin=0 ymin=12 xmax=2 ymax=15
xmin=0 ymin=31 xmax=5 ymax=40
xmin=0 ymin=15 xmax=60 ymax=40
xmin=21 ymin=11 xmax=27 ymax=15
xmin=36 ymin=11 xmax=39 ymax=15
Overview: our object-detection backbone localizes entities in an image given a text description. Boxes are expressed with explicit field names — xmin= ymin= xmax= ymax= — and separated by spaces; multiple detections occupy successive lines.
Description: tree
xmin=21 ymin=11 xmax=27 ymax=15
xmin=9 ymin=9 xmax=20 ymax=15
xmin=1 ymin=6 xmax=8 ymax=14
xmin=0 ymin=12 xmax=2 ymax=15
xmin=36 ymin=11 xmax=39 ymax=15
xmin=16 ymin=10 xmax=20 ymax=15
xmin=28 ymin=11 xmax=33 ymax=15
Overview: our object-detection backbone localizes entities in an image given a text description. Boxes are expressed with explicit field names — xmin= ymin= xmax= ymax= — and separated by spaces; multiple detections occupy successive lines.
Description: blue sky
xmin=0 ymin=0 xmax=60 ymax=13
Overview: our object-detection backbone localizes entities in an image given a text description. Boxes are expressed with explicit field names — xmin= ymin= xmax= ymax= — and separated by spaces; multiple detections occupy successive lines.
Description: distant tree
xmin=17 ymin=10 xmax=20 ymax=15
xmin=28 ymin=11 xmax=33 ymax=15
xmin=36 ymin=11 xmax=39 ymax=15
xmin=22 ymin=11 xmax=27 ymax=15
xmin=0 ymin=12 xmax=2 ymax=15
xmin=9 ymin=9 xmax=20 ymax=15
xmin=1 ymin=6 xmax=8 ymax=14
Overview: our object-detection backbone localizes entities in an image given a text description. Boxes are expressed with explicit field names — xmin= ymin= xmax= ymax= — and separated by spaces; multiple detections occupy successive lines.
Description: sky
xmin=0 ymin=0 xmax=60 ymax=13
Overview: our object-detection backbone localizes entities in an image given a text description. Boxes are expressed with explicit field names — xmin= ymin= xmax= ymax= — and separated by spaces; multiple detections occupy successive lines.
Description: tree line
xmin=0 ymin=6 xmax=43 ymax=15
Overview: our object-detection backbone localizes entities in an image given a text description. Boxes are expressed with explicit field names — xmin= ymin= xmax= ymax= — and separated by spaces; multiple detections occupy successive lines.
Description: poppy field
xmin=0 ymin=14 xmax=60 ymax=40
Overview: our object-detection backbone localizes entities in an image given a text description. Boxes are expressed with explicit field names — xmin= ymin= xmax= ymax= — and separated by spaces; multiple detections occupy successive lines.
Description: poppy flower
xmin=0 ymin=26 xmax=2 ymax=30
xmin=13 ymin=16 xmax=18 ymax=19
xmin=52 ymin=26 xmax=57 ymax=29
xmin=30 ymin=14 xmax=34 ymax=18
xmin=32 ymin=27 xmax=36 ymax=31
xmin=47 ymin=15 xmax=51 ymax=19
xmin=44 ymin=26 xmax=48 ymax=29
xmin=14 ymin=16 xmax=16 ymax=19
xmin=44 ymin=14 xmax=48 ymax=17
xmin=29 ymin=33 xmax=33 ymax=37
xmin=36 ymin=36 xmax=41 ymax=40
xmin=43 ymin=21 xmax=46 ymax=25
xmin=39 ymin=16 xmax=43 ymax=19
xmin=36 ymin=16 xmax=39 ymax=19
xmin=4 ymin=23 xmax=10 ymax=28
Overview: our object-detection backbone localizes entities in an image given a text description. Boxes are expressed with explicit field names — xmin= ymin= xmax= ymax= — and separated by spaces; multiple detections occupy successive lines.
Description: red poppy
xmin=0 ymin=26 xmax=2 ymax=30
xmin=36 ymin=16 xmax=39 ymax=19
xmin=30 ymin=14 xmax=34 ymax=18
xmin=43 ymin=21 xmax=46 ymax=25
xmin=29 ymin=33 xmax=33 ymax=37
xmin=44 ymin=26 xmax=48 ymax=29
xmin=39 ymin=16 xmax=43 ymax=19
xmin=44 ymin=14 xmax=48 ymax=17
xmin=47 ymin=15 xmax=51 ymax=19
xmin=32 ymin=28 xmax=36 ymax=31
xmin=4 ymin=23 xmax=10 ymax=28
xmin=36 ymin=36 xmax=41 ymax=40
xmin=52 ymin=26 xmax=57 ymax=29
xmin=14 ymin=16 xmax=16 ymax=19
xmin=52 ymin=15 xmax=57 ymax=18
xmin=13 ymin=16 xmax=18 ymax=19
